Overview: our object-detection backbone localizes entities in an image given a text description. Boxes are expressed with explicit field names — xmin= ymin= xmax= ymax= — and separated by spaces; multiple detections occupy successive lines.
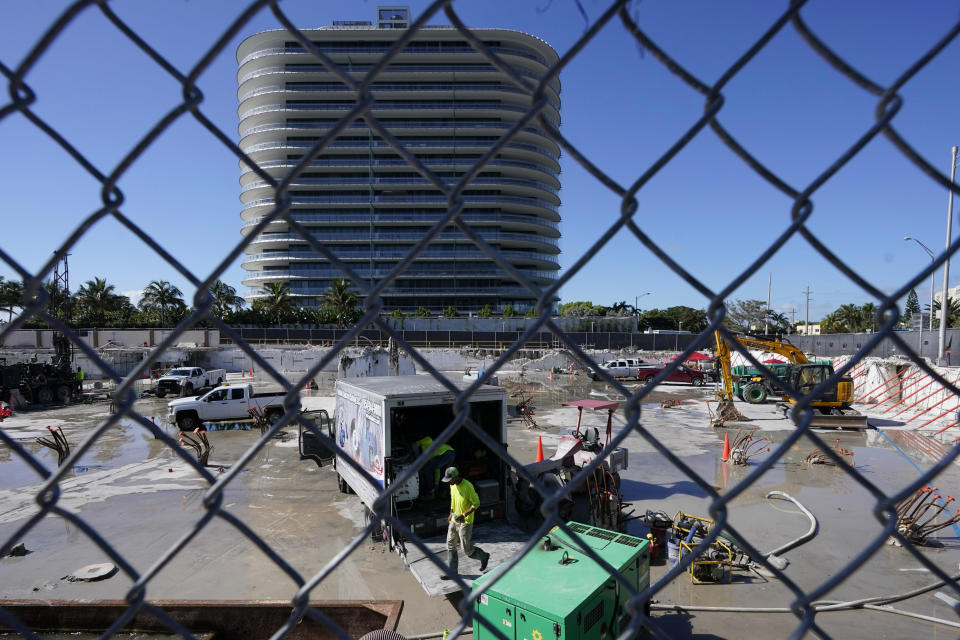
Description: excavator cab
xmin=786 ymin=364 xmax=854 ymax=408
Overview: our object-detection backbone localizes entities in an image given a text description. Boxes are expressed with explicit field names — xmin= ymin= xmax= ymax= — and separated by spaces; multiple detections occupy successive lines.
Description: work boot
xmin=479 ymin=550 xmax=490 ymax=572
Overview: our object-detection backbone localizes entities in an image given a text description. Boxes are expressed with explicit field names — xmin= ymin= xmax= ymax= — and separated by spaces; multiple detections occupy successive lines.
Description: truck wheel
xmin=266 ymin=409 xmax=283 ymax=425
xmin=55 ymin=384 xmax=71 ymax=403
xmin=643 ymin=375 xmax=655 ymax=384
xmin=36 ymin=386 xmax=54 ymax=405
xmin=217 ymin=377 xmax=223 ymax=386
xmin=691 ymin=376 xmax=705 ymax=387
xmin=156 ymin=389 xmax=167 ymax=398
xmin=742 ymin=383 xmax=767 ymax=404
xmin=177 ymin=413 xmax=198 ymax=431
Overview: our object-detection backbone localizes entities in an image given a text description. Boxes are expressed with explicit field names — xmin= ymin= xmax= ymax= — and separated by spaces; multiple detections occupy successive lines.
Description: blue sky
xmin=1 ymin=1 xmax=958 ymax=322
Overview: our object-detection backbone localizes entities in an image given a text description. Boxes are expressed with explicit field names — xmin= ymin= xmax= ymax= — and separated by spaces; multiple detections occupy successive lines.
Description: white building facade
xmin=236 ymin=8 xmax=561 ymax=313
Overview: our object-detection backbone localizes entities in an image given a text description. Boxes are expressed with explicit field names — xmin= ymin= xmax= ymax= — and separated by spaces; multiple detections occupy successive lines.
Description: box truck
xmin=330 ymin=376 xmax=509 ymax=555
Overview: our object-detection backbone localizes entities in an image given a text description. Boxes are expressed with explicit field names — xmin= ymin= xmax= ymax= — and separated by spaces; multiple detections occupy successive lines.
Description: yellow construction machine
xmin=714 ymin=332 xmax=862 ymax=426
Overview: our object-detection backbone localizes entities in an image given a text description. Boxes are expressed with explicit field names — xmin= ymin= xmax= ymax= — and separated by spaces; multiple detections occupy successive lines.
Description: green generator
xmin=472 ymin=522 xmax=650 ymax=640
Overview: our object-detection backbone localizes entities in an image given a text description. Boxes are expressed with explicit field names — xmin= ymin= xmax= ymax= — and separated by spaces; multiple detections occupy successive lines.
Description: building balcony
xmin=242 ymin=228 xmax=559 ymax=249
xmin=240 ymin=193 xmax=559 ymax=219
xmin=241 ymin=210 xmax=560 ymax=234
xmin=242 ymin=247 xmax=560 ymax=268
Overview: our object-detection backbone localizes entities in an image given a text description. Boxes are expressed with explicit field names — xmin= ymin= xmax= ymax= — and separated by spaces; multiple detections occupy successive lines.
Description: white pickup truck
xmin=167 ymin=384 xmax=296 ymax=430
xmin=154 ymin=367 xmax=226 ymax=398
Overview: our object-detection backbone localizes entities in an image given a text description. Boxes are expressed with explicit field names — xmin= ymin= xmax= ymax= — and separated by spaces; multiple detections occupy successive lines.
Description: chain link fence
xmin=2 ymin=1 xmax=960 ymax=638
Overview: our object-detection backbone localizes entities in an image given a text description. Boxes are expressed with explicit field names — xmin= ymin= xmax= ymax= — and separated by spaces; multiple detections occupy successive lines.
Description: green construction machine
xmin=473 ymin=522 xmax=650 ymax=640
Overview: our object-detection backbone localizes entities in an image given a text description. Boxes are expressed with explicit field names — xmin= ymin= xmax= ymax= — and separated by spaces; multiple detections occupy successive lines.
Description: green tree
xmin=252 ymin=282 xmax=294 ymax=326
xmin=723 ymin=299 xmax=769 ymax=332
xmin=638 ymin=306 xmax=708 ymax=333
xmin=138 ymin=280 xmax=185 ymax=326
xmin=767 ymin=311 xmax=790 ymax=333
xmin=478 ymin=304 xmax=492 ymax=318
xmin=524 ymin=306 xmax=538 ymax=318
xmin=927 ymin=297 xmax=960 ymax=329
xmin=414 ymin=306 xmax=430 ymax=318
xmin=441 ymin=306 xmax=458 ymax=318
xmin=502 ymin=305 xmax=516 ymax=318
xmin=74 ymin=277 xmax=128 ymax=326
xmin=211 ymin=280 xmax=245 ymax=318
xmin=903 ymin=289 xmax=920 ymax=322
xmin=609 ymin=301 xmax=636 ymax=317
xmin=388 ymin=308 xmax=405 ymax=318
xmin=321 ymin=278 xmax=360 ymax=328
xmin=859 ymin=302 xmax=878 ymax=332
xmin=0 ymin=277 xmax=24 ymax=322
xmin=559 ymin=301 xmax=603 ymax=317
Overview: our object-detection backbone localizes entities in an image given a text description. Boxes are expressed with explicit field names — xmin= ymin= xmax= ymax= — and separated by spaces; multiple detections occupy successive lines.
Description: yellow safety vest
xmin=450 ymin=478 xmax=480 ymax=524
xmin=415 ymin=436 xmax=453 ymax=458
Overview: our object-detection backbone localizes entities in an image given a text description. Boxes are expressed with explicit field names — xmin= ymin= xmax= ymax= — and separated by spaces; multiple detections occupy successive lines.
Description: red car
xmin=636 ymin=364 xmax=706 ymax=386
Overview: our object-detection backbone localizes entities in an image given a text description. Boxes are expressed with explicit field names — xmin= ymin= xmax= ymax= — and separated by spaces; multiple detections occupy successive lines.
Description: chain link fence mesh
xmin=2 ymin=1 xmax=960 ymax=638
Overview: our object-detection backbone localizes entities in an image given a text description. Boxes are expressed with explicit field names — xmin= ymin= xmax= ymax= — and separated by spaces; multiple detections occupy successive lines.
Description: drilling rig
xmin=0 ymin=253 xmax=77 ymax=406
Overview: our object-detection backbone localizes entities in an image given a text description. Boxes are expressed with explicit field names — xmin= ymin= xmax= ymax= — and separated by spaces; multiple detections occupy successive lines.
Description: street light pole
xmin=905 ymin=236 xmax=935 ymax=360
xmin=939 ymin=145 xmax=959 ymax=364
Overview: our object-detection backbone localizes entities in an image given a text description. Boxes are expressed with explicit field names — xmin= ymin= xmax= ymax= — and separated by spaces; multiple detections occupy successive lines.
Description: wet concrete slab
xmin=2 ymin=371 xmax=960 ymax=638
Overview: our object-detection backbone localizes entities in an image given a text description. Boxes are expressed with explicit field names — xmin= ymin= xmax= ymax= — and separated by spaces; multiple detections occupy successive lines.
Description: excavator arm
xmin=714 ymin=331 xmax=735 ymax=403
xmin=726 ymin=336 xmax=809 ymax=364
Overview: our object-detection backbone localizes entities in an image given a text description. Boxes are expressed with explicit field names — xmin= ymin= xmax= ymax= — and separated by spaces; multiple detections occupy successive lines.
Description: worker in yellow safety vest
xmin=441 ymin=466 xmax=489 ymax=579
xmin=75 ymin=366 xmax=85 ymax=394
xmin=413 ymin=435 xmax=454 ymax=500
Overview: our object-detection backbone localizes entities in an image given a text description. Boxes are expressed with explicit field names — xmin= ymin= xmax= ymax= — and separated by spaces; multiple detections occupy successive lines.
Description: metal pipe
xmin=938 ymin=145 xmax=958 ymax=364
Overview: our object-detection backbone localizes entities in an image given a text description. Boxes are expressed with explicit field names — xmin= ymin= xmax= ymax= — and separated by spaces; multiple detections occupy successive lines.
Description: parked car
xmin=636 ymin=364 xmax=707 ymax=386
xmin=589 ymin=358 xmax=647 ymax=381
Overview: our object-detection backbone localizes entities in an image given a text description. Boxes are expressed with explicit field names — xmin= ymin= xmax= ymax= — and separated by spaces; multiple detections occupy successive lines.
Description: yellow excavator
xmin=714 ymin=331 xmax=859 ymax=421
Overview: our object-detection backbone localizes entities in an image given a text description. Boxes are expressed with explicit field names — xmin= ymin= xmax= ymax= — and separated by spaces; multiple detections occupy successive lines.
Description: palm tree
xmin=767 ymin=311 xmax=790 ymax=333
xmin=834 ymin=303 xmax=862 ymax=333
xmin=74 ymin=277 xmax=126 ymax=326
xmin=254 ymin=282 xmax=294 ymax=326
xmin=138 ymin=280 xmax=185 ymax=327
xmin=0 ymin=277 xmax=24 ymax=322
xmin=321 ymin=278 xmax=360 ymax=328
xmin=210 ymin=280 xmax=245 ymax=318
xmin=927 ymin=297 xmax=960 ymax=329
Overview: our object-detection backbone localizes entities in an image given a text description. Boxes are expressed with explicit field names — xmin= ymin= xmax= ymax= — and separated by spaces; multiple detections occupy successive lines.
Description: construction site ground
xmin=1 ymin=370 xmax=959 ymax=639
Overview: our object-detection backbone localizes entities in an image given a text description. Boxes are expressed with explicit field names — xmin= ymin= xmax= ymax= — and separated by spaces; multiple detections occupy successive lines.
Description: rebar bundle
xmin=36 ymin=425 xmax=69 ymax=466
xmin=709 ymin=400 xmax=748 ymax=429
xmin=248 ymin=406 xmax=271 ymax=435
xmin=179 ymin=429 xmax=212 ymax=466
xmin=804 ymin=439 xmax=855 ymax=466
xmin=729 ymin=429 xmax=771 ymax=466
xmin=584 ymin=467 xmax=634 ymax=532
xmin=894 ymin=486 xmax=960 ymax=545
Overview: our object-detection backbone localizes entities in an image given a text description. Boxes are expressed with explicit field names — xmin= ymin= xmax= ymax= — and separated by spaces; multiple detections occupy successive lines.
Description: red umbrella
xmin=672 ymin=352 xmax=712 ymax=362
xmin=763 ymin=358 xmax=786 ymax=364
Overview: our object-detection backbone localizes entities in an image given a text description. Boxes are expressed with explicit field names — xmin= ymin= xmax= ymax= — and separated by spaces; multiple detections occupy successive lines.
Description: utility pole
xmin=765 ymin=272 xmax=771 ymax=334
xmin=790 ymin=307 xmax=796 ymax=334
xmin=804 ymin=286 xmax=812 ymax=336
xmin=939 ymin=145 xmax=959 ymax=364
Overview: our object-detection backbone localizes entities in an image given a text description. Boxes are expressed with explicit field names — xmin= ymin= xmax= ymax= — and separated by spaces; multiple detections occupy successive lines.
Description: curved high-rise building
xmin=237 ymin=8 xmax=561 ymax=314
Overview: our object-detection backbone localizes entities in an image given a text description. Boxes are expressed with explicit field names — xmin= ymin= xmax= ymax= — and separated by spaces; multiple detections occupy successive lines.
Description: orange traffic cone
xmin=249 ymin=368 xmax=254 ymax=378
xmin=721 ymin=432 xmax=730 ymax=462
xmin=536 ymin=436 xmax=544 ymax=462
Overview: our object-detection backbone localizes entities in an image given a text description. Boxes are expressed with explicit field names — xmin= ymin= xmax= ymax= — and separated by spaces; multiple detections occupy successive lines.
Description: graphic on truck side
xmin=335 ymin=390 xmax=384 ymax=486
